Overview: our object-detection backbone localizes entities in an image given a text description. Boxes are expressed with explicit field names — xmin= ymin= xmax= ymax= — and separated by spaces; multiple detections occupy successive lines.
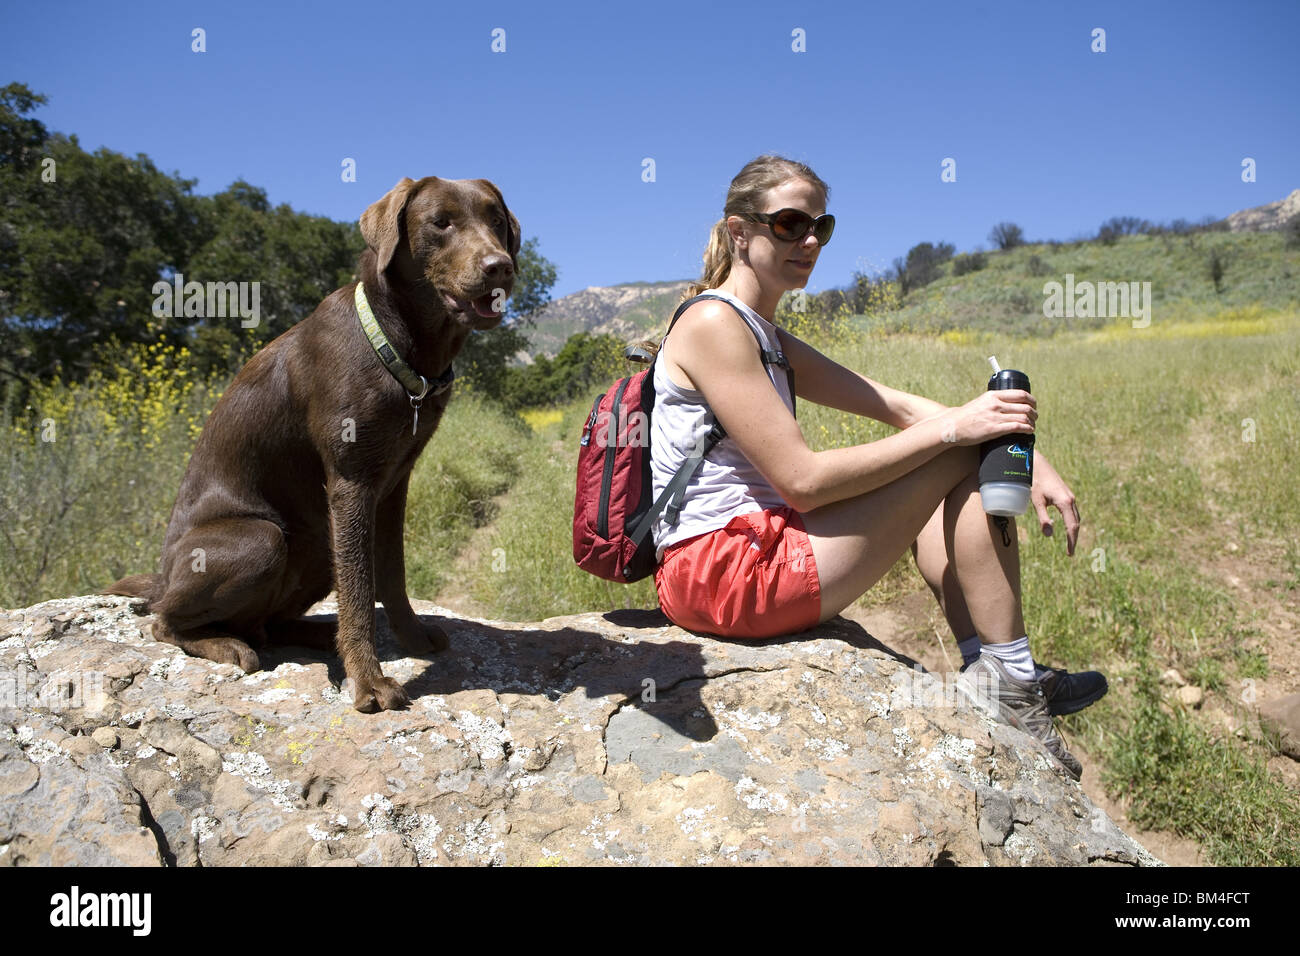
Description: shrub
xmin=1207 ymin=248 xmax=1228 ymax=293
xmin=1098 ymin=216 xmax=1152 ymax=244
xmin=847 ymin=271 xmax=901 ymax=316
xmin=778 ymin=292 xmax=854 ymax=348
xmin=0 ymin=336 xmax=223 ymax=605
xmin=951 ymin=251 xmax=987 ymax=276
xmin=1025 ymin=254 xmax=1052 ymax=276
xmin=1285 ymin=214 xmax=1300 ymax=250
xmin=989 ymin=222 xmax=1024 ymax=250
xmin=500 ymin=331 xmax=627 ymax=410
xmin=893 ymin=241 xmax=955 ymax=295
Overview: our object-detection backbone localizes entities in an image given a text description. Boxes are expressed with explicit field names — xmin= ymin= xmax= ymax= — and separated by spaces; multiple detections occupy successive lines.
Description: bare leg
xmin=911 ymin=504 xmax=975 ymax=641
xmin=912 ymin=470 xmax=1025 ymax=645
xmin=804 ymin=444 xmax=1024 ymax=643
xmin=804 ymin=444 xmax=978 ymax=620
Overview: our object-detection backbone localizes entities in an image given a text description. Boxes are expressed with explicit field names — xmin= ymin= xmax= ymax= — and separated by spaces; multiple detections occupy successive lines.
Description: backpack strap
xmin=660 ymin=293 xmax=797 ymax=417
xmin=627 ymin=420 xmax=726 ymax=548
xmin=626 ymin=294 xmax=797 ymax=548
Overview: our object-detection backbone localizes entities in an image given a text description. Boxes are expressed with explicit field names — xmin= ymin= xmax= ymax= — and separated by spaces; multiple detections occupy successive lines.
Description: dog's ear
xmin=360 ymin=177 xmax=419 ymax=273
xmin=475 ymin=179 xmax=521 ymax=266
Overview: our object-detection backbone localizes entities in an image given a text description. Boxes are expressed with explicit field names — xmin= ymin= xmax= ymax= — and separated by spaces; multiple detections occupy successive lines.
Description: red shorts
xmin=654 ymin=506 xmax=822 ymax=639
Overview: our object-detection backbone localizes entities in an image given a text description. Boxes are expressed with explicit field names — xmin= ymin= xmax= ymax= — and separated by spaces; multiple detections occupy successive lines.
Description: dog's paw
xmin=156 ymin=622 xmax=260 ymax=672
xmin=201 ymin=638 xmax=260 ymax=673
xmin=394 ymin=620 xmax=450 ymax=655
xmin=227 ymin=642 xmax=262 ymax=674
xmin=351 ymin=675 xmax=410 ymax=713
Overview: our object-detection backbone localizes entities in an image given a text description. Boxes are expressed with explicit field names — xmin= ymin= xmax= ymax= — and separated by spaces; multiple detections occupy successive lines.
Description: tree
xmin=180 ymin=181 xmax=363 ymax=374
xmin=989 ymin=222 xmax=1024 ymax=250
xmin=0 ymin=82 xmax=49 ymax=172
xmin=892 ymin=240 xmax=955 ymax=295
xmin=500 ymin=331 xmax=624 ymax=410
xmin=951 ymin=251 xmax=986 ymax=276
xmin=1097 ymin=215 xmax=1151 ymax=244
xmin=1 ymin=127 xmax=207 ymax=385
xmin=0 ymin=86 xmax=556 ymax=403
xmin=1207 ymin=248 xmax=1227 ymax=293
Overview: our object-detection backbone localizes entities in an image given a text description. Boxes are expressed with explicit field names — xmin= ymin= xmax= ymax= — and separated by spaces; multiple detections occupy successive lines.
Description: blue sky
xmin=3 ymin=0 xmax=1297 ymax=300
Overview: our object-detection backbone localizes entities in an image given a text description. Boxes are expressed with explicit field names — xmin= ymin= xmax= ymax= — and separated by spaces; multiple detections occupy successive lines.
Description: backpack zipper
xmin=596 ymin=376 xmax=629 ymax=539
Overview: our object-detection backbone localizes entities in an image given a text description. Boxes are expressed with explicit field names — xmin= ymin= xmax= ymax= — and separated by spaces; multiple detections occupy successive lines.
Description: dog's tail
xmin=101 ymin=573 xmax=161 ymax=606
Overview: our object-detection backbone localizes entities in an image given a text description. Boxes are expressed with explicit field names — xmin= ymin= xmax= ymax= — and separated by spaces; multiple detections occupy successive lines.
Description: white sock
xmin=980 ymin=636 xmax=1036 ymax=682
xmin=958 ymin=634 xmax=981 ymax=667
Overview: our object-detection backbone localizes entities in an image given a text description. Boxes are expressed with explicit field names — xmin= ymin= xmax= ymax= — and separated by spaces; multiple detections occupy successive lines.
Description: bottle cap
xmin=987 ymin=368 xmax=1030 ymax=392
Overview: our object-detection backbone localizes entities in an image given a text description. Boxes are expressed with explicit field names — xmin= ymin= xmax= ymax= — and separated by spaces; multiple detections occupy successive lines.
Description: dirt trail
xmin=431 ymin=493 xmax=510 ymax=621
xmin=1181 ymin=393 xmax=1300 ymax=789
xmin=431 ymin=436 xmax=570 ymax=620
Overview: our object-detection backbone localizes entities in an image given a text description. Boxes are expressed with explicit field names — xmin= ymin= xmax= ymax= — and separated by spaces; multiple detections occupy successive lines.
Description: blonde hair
xmin=681 ymin=155 xmax=831 ymax=303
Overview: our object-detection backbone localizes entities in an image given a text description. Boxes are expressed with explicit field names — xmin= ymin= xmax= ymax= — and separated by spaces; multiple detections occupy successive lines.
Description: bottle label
xmin=979 ymin=436 xmax=1034 ymax=484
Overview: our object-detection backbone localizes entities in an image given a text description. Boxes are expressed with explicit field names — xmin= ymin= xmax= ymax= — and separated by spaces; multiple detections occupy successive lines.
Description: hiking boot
xmin=959 ymin=654 xmax=1083 ymax=781
xmin=960 ymin=659 xmax=1108 ymax=717
xmin=1038 ymin=665 xmax=1108 ymax=716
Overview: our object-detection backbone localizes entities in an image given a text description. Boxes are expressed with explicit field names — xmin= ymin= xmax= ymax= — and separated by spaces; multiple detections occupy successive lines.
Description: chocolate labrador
xmin=105 ymin=176 xmax=519 ymax=712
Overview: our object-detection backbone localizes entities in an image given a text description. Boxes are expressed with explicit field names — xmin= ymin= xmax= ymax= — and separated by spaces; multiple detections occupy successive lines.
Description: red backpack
xmin=572 ymin=293 xmax=794 ymax=582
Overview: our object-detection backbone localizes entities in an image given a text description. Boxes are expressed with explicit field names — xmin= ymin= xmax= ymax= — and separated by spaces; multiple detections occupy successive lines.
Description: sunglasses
xmin=738 ymin=208 xmax=836 ymax=246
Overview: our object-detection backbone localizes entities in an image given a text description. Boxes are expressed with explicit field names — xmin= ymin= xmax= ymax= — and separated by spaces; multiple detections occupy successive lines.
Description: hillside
xmin=864 ymin=228 xmax=1299 ymax=339
xmin=525 ymin=280 xmax=692 ymax=356
xmin=524 ymin=191 xmax=1299 ymax=355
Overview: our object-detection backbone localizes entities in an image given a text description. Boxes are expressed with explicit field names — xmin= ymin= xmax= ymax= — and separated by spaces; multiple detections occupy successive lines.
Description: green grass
xmin=1099 ymin=666 xmax=1300 ymax=866
xmin=401 ymin=393 xmax=532 ymax=599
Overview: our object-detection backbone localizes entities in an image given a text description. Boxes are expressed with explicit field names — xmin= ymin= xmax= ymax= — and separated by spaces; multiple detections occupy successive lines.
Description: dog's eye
xmin=433 ymin=217 xmax=451 ymax=229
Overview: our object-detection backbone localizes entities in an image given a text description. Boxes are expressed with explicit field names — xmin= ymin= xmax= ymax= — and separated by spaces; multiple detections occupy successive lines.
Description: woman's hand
xmin=937 ymin=389 xmax=1037 ymax=446
xmin=1030 ymin=450 xmax=1080 ymax=556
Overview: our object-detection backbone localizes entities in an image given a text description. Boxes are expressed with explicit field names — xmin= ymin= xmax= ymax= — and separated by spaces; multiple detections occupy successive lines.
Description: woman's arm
xmin=771 ymin=320 xmax=1079 ymax=547
xmin=668 ymin=302 xmax=1036 ymax=513
xmin=775 ymin=327 xmax=949 ymax=428
xmin=775 ymin=325 xmax=1080 ymax=548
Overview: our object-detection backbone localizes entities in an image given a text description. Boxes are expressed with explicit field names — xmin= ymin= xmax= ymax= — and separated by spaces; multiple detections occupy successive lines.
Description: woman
xmin=649 ymin=155 xmax=1105 ymax=779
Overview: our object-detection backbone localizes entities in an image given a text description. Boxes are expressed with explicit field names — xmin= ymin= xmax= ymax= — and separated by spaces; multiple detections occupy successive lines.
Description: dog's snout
xmin=480 ymin=254 xmax=513 ymax=285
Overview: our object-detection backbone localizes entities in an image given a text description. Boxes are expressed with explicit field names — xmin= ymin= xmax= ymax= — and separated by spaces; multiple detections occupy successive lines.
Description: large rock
xmin=1225 ymin=188 xmax=1300 ymax=232
xmin=1258 ymin=693 xmax=1300 ymax=761
xmin=0 ymin=595 xmax=1161 ymax=867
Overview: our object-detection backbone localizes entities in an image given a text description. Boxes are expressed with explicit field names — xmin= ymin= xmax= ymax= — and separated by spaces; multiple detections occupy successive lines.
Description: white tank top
xmin=650 ymin=289 xmax=795 ymax=559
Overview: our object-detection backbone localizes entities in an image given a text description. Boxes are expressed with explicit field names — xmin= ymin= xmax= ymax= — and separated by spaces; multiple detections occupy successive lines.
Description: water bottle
xmin=978 ymin=356 xmax=1034 ymax=516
